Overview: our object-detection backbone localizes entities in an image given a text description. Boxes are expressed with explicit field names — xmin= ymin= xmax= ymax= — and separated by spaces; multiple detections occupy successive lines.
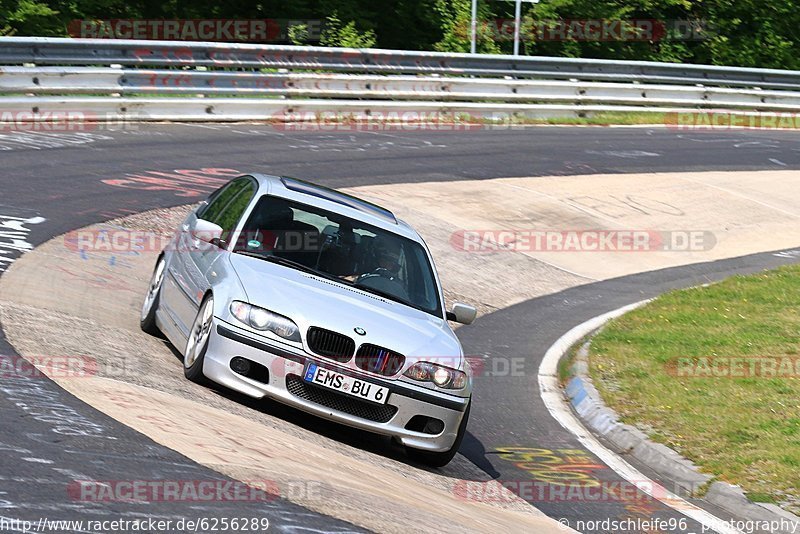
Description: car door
xmin=163 ymin=177 xmax=255 ymax=336
xmin=188 ymin=177 xmax=257 ymax=299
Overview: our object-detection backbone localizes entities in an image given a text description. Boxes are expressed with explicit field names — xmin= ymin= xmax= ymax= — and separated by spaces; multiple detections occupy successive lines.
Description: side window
xmin=196 ymin=184 xmax=227 ymax=220
xmin=216 ymin=185 xmax=256 ymax=236
xmin=200 ymin=178 xmax=254 ymax=229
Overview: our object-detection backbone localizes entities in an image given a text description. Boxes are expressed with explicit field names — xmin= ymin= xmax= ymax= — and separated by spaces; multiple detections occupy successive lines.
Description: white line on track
xmin=178 ymin=123 xmax=227 ymax=130
xmin=538 ymin=301 xmax=743 ymax=534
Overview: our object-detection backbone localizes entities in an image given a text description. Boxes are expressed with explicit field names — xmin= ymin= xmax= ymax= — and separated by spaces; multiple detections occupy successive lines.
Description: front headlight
xmin=404 ymin=361 xmax=468 ymax=390
xmin=230 ymin=301 xmax=301 ymax=342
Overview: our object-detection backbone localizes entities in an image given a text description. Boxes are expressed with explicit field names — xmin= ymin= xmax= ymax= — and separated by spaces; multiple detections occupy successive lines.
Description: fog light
xmin=230 ymin=357 xmax=251 ymax=376
xmin=405 ymin=415 xmax=446 ymax=435
xmin=423 ymin=418 xmax=445 ymax=435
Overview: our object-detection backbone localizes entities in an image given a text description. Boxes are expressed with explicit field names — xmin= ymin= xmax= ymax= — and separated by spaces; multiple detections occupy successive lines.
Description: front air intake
xmin=286 ymin=375 xmax=398 ymax=423
xmin=355 ymin=344 xmax=405 ymax=376
xmin=307 ymin=327 xmax=355 ymax=362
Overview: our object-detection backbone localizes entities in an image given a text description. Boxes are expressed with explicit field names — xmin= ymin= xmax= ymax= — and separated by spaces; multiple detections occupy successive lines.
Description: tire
xmin=140 ymin=257 xmax=166 ymax=336
xmin=183 ymin=294 xmax=214 ymax=384
xmin=406 ymin=401 xmax=471 ymax=468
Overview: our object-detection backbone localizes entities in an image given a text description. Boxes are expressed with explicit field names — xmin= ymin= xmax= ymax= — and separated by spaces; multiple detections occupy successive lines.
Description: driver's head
xmin=375 ymin=239 xmax=402 ymax=274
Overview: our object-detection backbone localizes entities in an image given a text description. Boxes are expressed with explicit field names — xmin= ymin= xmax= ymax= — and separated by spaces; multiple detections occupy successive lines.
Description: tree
xmin=319 ymin=12 xmax=376 ymax=48
xmin=434 ymin=0 xmax=501 ymax=53
xmin=288 ymin=23 xmax=311 ymax=45
xmin=1 ymin=0 xmax=62 ymax=36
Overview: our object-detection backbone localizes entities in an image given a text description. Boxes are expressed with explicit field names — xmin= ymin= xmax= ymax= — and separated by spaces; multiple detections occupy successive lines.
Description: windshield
xmin=232 ymin=195 xmax=442 ymax=317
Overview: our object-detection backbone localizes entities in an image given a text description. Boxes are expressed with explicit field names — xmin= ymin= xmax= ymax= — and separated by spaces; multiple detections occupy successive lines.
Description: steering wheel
xmin=357 ymin=270 xmax=409 ymax=301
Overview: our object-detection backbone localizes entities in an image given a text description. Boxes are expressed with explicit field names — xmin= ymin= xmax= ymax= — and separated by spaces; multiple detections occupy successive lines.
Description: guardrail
xmin=1 ymin=36 xmax=800 ymax=122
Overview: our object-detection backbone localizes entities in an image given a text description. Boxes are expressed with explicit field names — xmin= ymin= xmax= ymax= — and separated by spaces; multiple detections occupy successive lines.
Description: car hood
xmin=229 ymin=254 xmax=462 ymax=362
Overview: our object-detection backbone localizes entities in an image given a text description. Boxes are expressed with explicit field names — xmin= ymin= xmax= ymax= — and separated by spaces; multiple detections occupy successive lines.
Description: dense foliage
xmin=1 ymin=0 xmax=797 ymax=69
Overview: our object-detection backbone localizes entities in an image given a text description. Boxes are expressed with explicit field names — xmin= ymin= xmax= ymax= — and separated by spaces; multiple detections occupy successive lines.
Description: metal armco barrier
xmin=1 ymin=36 xmax=800 ymax=122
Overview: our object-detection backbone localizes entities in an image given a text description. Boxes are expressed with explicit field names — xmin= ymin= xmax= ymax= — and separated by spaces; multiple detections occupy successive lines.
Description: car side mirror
xmin=194 ymin=218 xmax=225 ymax=248
xmin=446 ymin=303 xmax=477 ymax=325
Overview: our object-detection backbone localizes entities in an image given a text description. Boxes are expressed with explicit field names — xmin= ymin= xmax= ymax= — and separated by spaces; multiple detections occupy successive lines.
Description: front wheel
xmin=184 ymin=294 xmax=214 ymax=384
xmin=140 ymin=257 xmax=166 ymax=336
xmin=406 ymin=401 xmax=471 ymax=468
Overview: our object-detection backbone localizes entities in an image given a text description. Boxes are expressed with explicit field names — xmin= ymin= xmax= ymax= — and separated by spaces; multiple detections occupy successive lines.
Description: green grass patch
xmin=451 ymin=111 xmax=668 ymax=127
xmin=559 ymin=339 xmax=581 ymax=385
xmin=536 ymin=111 xmax=668 ymax=126
xmin=588 ymin=264 xmax=800 ymax=514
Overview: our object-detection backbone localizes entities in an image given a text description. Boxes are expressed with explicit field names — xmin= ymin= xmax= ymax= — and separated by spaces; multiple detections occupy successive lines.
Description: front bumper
xmin=202 ymin=320 xmax=469 ymax=452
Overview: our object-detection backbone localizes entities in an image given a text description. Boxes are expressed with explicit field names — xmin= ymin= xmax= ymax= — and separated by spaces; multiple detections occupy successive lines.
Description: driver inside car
xmin=354 ymin=239 xmax=410 ymax=301
xmin=369 ymin=241 xmax=402 ymax=279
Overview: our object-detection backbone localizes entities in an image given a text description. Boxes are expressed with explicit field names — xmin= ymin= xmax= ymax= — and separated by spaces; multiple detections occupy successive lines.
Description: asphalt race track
xmin=2 ymin=124 xmax=800 ymax=533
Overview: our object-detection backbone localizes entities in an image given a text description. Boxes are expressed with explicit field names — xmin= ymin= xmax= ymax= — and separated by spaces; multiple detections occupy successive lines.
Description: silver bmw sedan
xmin=140 ymin=174 xmax=477 ymax=467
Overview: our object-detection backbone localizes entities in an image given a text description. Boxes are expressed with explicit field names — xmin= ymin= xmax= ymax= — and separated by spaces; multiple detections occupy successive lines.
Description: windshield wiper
xmin=235 ymin=251 xmax=339 ymax=281
xmin=352 ymin=282 xmax=425 ymax=312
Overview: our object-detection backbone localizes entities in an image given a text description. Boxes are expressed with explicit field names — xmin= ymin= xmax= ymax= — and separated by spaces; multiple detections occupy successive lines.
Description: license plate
xmin=303 ymin=363 xmax=389 ymax=405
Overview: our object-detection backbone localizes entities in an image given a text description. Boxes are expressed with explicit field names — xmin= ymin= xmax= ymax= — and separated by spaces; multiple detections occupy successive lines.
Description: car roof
xmin=250 ymin=174 xmax=422 ymax=242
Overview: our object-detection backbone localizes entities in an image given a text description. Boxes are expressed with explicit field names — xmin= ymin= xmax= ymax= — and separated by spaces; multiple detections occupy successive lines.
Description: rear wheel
xmin=406 ymin=401 xmax=471 ymax=468
xmin=184 ymin=294 xmax=214 ymax=384
xmin=140 ymin=257 xmax=166 ymax=336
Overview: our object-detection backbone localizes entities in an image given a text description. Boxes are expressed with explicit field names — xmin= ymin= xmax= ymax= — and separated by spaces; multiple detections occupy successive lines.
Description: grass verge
xmin=588 ymin=264 xmax=800 ymax=514
xmin=532 ymin=111 xmax=668 ymax=126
